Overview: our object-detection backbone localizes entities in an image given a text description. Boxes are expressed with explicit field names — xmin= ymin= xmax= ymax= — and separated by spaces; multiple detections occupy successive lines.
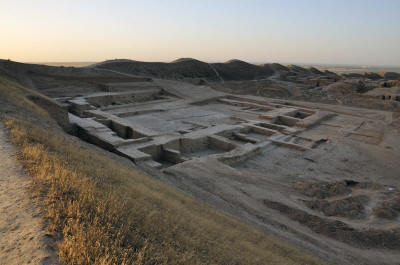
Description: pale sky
xmin=1 ymin=0 xmax=399 ymax=66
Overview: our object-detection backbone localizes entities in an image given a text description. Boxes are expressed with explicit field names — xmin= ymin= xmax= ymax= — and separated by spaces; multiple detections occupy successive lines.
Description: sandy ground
xmin=0 ymin=124 xmax=60 ymax=265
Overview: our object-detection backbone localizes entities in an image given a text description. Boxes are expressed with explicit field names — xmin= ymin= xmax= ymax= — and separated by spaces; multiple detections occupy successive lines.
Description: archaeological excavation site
xmin=1 ymin=58 xmax=400 ymax=265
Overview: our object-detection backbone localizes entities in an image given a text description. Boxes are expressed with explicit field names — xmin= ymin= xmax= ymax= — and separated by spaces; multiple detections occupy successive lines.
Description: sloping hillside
xmin=212 ymin=59 xmax=274 ymax=80
xmin=91 ymin=58 xmax=331 ymax=82
xmin=91 ymin=58 xmax=220 ymax=81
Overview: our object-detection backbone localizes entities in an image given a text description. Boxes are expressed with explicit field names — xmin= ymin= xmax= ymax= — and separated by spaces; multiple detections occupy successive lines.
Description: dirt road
xmin=0 ymin=124 xmax=59 ymax=265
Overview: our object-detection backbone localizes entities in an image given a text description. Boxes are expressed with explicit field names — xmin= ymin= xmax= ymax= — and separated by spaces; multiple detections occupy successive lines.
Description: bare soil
xmin=0 ymin=124 xmax=60 ymax=265
xmin=263 ymin=199 xmax=400 ymax=249
xmin=303 ymin=195 xmax=370 ymax=219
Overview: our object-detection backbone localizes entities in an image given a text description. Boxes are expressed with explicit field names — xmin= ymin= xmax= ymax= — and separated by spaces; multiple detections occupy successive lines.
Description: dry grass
xmin=0 ymin=74 xmax=324 ymax=265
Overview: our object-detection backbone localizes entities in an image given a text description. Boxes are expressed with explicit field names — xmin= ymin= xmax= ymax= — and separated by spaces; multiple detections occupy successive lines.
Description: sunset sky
xmin=1 ymin=0 xmax=399 ymax=65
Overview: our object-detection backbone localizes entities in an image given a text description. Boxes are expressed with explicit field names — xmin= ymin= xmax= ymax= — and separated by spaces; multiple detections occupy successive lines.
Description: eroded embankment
xmin=264 ymin=180 xmax=400 ymax=250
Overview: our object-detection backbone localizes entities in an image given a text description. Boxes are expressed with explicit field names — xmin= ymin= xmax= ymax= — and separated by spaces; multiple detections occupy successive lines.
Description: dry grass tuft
xmin=1 ymin=74 xmax=324 ymax=265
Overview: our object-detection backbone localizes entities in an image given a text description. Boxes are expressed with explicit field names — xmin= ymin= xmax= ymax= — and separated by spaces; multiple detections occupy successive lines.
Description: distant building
xmin=365 ymin=87 xmax=400 ymax=101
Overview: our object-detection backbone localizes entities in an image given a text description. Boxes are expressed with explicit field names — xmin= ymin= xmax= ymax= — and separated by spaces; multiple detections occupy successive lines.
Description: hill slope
xmin=90 ymin=58 xmax=330 ymax=81
xmin=91 ymin=58 xmax=220 ymax=81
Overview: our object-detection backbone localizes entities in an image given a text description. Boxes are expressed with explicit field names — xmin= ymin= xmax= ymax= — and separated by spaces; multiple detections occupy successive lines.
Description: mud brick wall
xmin=27 ymin=93 xmax=71 ymax=131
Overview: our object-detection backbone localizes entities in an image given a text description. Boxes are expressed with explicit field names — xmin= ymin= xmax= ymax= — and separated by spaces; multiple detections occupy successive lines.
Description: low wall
xmin=27 ymin=93 xmax=71 ymax=131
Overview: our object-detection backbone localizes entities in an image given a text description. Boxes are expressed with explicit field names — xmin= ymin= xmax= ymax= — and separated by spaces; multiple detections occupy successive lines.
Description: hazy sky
xmin=1 ymin=0 xmax=399 ymax=65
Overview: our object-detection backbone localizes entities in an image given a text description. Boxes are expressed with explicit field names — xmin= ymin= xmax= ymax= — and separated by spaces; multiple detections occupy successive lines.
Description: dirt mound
xmin=380 ymin=79 xmax=400 ymax=87
xmin=364 ymin=72 xmax=382 ymax=80
xmin=372 ymin=192 xmax=400 ymax=220
xmin=95 ymin=58 xmax=278 ymax=81
xmin=342 ymin=72 xmax=385 ymax=80
xmin=94 ymin=59 xmax=219 ymax=81
xmin=171 ymin=58 xmax=197 ymax=63
xmin=264 ymin=199 xmax=400 ymax=249
xmin=90 ymin=59 xmax=139 ymax=66
xmin=307 ymin=67 xmax=323 ymax=75
xmin=323 ymin=81 xmax=355 ymax=94
xmin=288 ymin=65 xmax=310 ymax=74
xmin=340 ymin=71 xmax=383 ymax=80
xmin=0 ymin=59 xmax=133 ymax=92
xmin=304 ymin=195 xmax=369 ymax=219
xmin=342 ymin=72 xmax=365 ymax=78
xmin=296 ymin=180 xmax=400 ymax=221
xmin=322 ymin=69 xmax=340 ymax=78
xmin=212 ymin=60 xmax=274 ymax=80
xmin=0 ymin=59 xmax=118 ymax=78
xmin=293 ymin=180 xmax=351 ymax=199
xmin=323 ymin=80 xmax=368 ymax=94
xmin=269 ymin=63 xmax=289 ymax=72
xmin=381 ymin=72 xmax=400 ymax=80
xmin=92 ymin=58 xmax=339 ymax=82
xmin=224 ymin=59 xmax=247 ymax=64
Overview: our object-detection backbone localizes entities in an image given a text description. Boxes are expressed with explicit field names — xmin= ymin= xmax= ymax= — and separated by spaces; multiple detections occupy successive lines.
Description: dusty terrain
xmin=1 ymin=58 xmax=400 ymax=265
xmin=0 ymin=124 xmax=60 ymax=265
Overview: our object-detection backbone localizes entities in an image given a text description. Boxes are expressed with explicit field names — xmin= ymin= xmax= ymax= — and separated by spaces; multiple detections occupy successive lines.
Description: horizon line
xmin=9 ymin=59 xmax=400 ymax=69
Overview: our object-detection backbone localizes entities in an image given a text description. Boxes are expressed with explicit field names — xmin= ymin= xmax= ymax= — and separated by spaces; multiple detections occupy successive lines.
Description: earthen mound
xmin=380 ymin=79 xmax=400 ymax=87
xmin=304 ymin=195 xmax=369 ymax=219
xmin=288 ymin=65 xmax=310 ymax=74
xmin=381 ymin=72 xmax=400 ymax=80
xmin=269 ymin=63 xmax=289 ymax=72
xmin=171 ymin=58 xmax=197 ymax=63
xmin=212 ymin=60 xmax=274 ymax=80
xmin=323 ymin=80 xmax=367 ymax=94
xmin=293 ymin=180 xmax=351 ymax=199
xmin=372 ymin=192 xmax=400 ymax=220
xmin=307 ymin=67 xmax=323 ymax=75
xmin=264 ymin=199 xmax=400 ymax=249
xmin=364 ymin=72 xmax=382 ymax=80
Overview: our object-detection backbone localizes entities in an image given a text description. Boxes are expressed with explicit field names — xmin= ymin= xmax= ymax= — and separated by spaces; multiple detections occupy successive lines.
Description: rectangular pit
xmin=139 ymin=136 xmax=236 ymax=168
xmin=273 ymin=115 xmax=299 ymax=127
xmin=95 ymin=118 xmax=147 ymax=139
xmin=85 ymin=89 xmax=166 ymax=107
xmin=179 ymin=136 xmax=236 ymax=158
xmin=217 ymin=126 xmax=275 ymax=144
xmin=287 ymin=111 xmax=311 ymax=119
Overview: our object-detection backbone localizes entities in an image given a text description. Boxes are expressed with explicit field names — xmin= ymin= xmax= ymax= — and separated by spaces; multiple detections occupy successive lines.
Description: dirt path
xmin=0 ymin=124 xmax=60 ymax=265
